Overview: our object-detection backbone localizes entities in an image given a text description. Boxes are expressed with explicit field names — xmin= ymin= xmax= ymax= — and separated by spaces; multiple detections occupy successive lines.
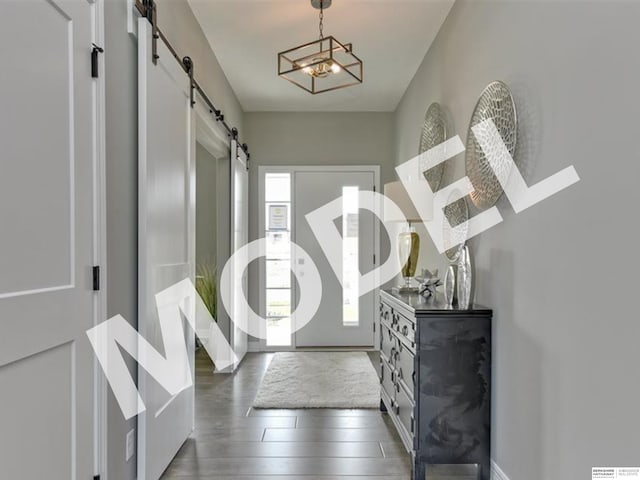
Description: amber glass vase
xmin=398 ymin=228 xmax=420 ymax=288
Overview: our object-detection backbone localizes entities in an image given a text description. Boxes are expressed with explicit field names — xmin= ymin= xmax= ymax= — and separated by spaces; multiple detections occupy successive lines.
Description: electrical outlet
xmin=126 ymin=429 xmax=135 ymax=462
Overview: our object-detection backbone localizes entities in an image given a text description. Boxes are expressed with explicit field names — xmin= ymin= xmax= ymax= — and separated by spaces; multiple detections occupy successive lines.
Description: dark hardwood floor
xmin=160 ymin=349 xmax=411 ymax=479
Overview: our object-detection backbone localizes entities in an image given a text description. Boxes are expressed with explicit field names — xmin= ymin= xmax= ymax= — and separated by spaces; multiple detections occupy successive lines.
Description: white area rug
xmin=253 ymin=352 xmax=380 ymax=409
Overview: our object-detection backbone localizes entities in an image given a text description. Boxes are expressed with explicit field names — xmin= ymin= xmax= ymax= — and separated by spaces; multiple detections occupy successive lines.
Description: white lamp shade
xmin=384 ymin=180 xmax=432 ymax=223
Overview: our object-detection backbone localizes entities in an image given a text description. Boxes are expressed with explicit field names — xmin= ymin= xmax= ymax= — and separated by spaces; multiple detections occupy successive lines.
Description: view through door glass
xmin=265 ymin=173 xmax=292 ymax=346
xmin=342 ymin=186 xmax=360 ymax=326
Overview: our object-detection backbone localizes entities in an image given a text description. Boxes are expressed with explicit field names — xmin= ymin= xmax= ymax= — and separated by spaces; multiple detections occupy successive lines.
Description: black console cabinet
xmin=379 ymin=290 xmax=492 ymax=480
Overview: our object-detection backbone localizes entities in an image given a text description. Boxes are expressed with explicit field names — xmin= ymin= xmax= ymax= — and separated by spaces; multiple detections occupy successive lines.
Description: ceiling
xmin=187 ymin=0 xmax=455 ymax=112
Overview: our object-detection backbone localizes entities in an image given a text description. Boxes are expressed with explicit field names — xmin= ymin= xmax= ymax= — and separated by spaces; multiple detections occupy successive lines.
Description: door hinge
xmin=373 ymin=254 xmax=376 ymax=264
xmin=91 ymin=44 xmax=104 ymax=78
xmin=92 ymin=266 xmax=100 ymax=291
xmin=373 ymin=322 xmax=376 ymax=333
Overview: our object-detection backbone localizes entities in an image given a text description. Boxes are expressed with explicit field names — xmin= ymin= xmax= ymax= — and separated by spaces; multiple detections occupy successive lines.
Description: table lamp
xmin=384 ymin=180 xmax=432 ymax=293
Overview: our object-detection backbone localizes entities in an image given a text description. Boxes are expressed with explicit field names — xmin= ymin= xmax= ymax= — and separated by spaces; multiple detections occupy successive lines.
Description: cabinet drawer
xmin=380 ymin=321 xmax=396 ymax=364
xmin=395 ymin=311 xmax=415 ymax=348
xmin=395 ymin=381 xmax=415 ymax=442
xmin=395 ymin=340 xmax=415 ymax=396
xmin=380 ymin=355 xmax=395 ymax=404
xmin=380 ymin=301 xmax=393 ymax=326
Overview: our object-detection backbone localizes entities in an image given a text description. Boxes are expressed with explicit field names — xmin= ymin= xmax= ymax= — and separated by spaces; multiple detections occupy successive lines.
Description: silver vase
xmin=443 ymin=265 xmax=456 ymax=308
xmin=456 ymin=246 xmax=472 ymax=309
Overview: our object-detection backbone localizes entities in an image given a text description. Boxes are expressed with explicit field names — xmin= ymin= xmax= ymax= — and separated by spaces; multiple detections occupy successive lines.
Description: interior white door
xmin=0 ymin=1 xmax=99 ymax=479
xmin=230 ymin=140 xmax=248 ymax=368
xmin=294 ymin=170 xmax=376 ymax=347
xmin=138 ymin=18 xmax=195 ymax=480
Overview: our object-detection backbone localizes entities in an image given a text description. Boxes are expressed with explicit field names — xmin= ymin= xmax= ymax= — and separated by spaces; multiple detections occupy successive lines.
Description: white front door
xmin=138 ymin=19 xmax=195 ymax=480
xmin=294 ymin=170 xmax=376 ymax=347
xmin=0 ymin=0 xmax=100 ymax=478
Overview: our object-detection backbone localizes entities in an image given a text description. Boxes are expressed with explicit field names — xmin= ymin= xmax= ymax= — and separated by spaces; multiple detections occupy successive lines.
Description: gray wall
xmin=196 ymin=143 xmax=218 ymax=268
xmin=244 ymin=112 xmax=396 ymax=345
xmin=104 ymin=1 xmax=242 ymax=478
xmin=393 ymin=1 xmax=640 ymax=478
xmin=155 ymin=0 xmax=244 ymax=132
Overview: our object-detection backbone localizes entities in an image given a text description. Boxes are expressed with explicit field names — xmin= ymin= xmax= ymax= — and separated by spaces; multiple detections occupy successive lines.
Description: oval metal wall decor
xmin=465 ymin=81 xmax=517 ymax=209
xmin=419 ymin=102 xmax=447 ymax=191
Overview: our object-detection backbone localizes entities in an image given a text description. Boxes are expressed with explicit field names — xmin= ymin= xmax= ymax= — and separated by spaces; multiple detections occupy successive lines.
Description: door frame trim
xmin=90 ymin=0 xmax=108 ymax=477
xmin=256 ymin=165 xmax=381 ymax=353
xmin=229 ymin=140 xmax=249 ymax=370
xmin=194 ymin=91 xmax=229 ymax=160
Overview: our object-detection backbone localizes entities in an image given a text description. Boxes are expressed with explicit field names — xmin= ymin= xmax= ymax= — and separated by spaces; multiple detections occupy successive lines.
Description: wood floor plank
xmin=248 ymin=408 xmax=382 ymax=417
xmin=189 ymin=427 xmax=266 ymax=442
xmin=162 ymin=457 xmax=411 ymax=477
xmin=172 ymin=440 xmax=384 ymax=459
xmin=162 ymin=476 xmax=409 ymax=480
xmin=263 ymin=427 xmax=398 ymax=443
xmin=295 ymin=415 xmax=390 ymax=429
xmin=379 ymin=441 xmax=411 ymax=458
xmin=193 ymin=416 xmax=296 ymax=430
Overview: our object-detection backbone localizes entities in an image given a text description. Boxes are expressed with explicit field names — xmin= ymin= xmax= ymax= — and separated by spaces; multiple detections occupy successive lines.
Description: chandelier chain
xmin=319 ymin=1 xmax=324 ymax=39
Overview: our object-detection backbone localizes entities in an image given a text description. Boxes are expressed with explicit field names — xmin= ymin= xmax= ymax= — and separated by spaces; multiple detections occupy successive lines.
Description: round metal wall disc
xmin=419 ymin=102 xmax=447 ymax=191
xmin=465 ymin=81 xmax=518 ymax=209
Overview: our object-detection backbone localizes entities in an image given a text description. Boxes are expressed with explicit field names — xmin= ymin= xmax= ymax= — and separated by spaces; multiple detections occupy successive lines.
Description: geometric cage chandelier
xmin=277 ymin=0 xmax=363 ymax=94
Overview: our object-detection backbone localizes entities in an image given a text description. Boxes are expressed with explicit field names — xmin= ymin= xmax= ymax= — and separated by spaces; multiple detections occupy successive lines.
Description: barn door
xmin=0 ymin=0 xmax=101 ymax=479
xmin=137 ymin=18 xmax=195 ymax=480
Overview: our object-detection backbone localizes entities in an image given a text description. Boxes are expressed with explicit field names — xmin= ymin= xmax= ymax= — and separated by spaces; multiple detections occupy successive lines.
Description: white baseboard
xmin=491 ymin=460 xmax=510 ymax=480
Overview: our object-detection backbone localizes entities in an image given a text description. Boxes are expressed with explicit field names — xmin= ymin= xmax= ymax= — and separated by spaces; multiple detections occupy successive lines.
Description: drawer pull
xmin=402 ymin=325 xmax=409 ymax=336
